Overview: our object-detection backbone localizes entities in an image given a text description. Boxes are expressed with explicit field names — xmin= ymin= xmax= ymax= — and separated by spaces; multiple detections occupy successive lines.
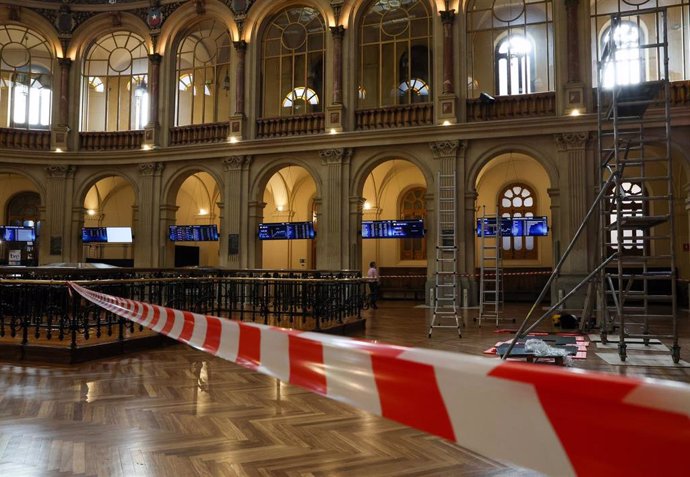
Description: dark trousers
xmin=368 ymin=282 xmax=379 ymax=306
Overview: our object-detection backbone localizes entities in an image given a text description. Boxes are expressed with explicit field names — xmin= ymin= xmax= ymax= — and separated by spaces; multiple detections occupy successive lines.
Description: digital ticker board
xmin=258 ymin=222 xmax=315 ymax=240
xmin=169 ymin=225 xmax=219 ymax=242
xmin=361 ymin=219 xmax=425 ymax=239
xmin=476 ymin=217 xmax=548 ymax=237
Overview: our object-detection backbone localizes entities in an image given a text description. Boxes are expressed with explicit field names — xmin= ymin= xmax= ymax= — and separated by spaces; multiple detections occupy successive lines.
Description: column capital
xmin=554 ymin=132 xmax=590 ymax=151
xmin=58 ymin=57 xmax=72 ymax=68
xmin=148 ymin=53 xmax=162 ymax=64
xmin=45 ymin=165 xmax=75 ymax=179
xmin=320 ymin=148 xmax=352 ymax=165
xmin=440 ymin=9 xmax=456 ymax=23
xmin=233 ymin=40 xmax=247 ymax=52
xmin=330 ymin=25 xmax=345 ymax=38
xmin=430 ymin=140 xmax=463 ymax=159
xmin=138 ymin=162 xmax=164 ymax=176
xmin=564 ymin=0 xmax=580 ymax=7
xmin=223 ymin=155 xmax=251 ymax=171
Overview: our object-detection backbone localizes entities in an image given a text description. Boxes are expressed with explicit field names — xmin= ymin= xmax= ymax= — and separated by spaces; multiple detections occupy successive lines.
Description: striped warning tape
xmin=69 ymin=282 xmax=690 ymax=475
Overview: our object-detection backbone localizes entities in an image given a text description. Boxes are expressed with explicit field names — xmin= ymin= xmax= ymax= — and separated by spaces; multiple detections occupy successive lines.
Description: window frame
xmin=498 ymin=183 xmax=538 ymax=260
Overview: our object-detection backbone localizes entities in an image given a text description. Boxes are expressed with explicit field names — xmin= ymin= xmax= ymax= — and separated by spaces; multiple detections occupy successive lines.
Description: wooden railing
xmin=668 ymin=80 xmax=690 ymax=106
xmin=0 ymin=128 xmax=50 ymax=150
xmin=170 ymin=122 xmax=229 ymax=145
xmin=355 ymin=103 xmax=434 ymax=130
xmin=256 ymin=113 xmax=324 ymax=138
xmin=79 ymin=130 xmax=144 ymax=150
xmin=466 ymin=92 xmax=556 ymax=121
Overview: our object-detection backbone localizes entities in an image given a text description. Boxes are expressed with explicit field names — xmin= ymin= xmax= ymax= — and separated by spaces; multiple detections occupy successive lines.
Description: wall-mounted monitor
xmin=362 ymin=219 xmax=425 ymax=239
xmin=82 ymin=227 xmax=133 ymax=243
xmin=258 ymin=222 xmax=315 ymax=240
xmin=169 ymin=225 xmax=219 ymax=242
xmin=1 ymin=226 xmax=36 ymax=242
xmin=476 ymin=217 xmax=549 ymax=237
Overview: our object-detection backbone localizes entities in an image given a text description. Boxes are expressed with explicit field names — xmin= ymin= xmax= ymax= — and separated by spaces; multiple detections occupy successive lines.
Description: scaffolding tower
xmin=429 ymin=168 xmax=461 ymax=337
xmin=596 ymin=8 xmax=679 ymax=362
xmin=502 ymin=7 xmax=679 ymax=363
xmin=478 ymin=208 xmax=504 ymax=327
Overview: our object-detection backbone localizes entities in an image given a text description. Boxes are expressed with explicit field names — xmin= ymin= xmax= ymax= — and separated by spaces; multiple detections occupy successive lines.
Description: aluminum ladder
xmin=477 ymin=208 xmax=503 ymax=327
xmin=429 ymin=169 xmax=460 ymax=337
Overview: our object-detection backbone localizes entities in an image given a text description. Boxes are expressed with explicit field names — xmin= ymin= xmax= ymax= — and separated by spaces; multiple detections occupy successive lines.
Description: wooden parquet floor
xmin=1 ymin=301 xmax=689 ymax=476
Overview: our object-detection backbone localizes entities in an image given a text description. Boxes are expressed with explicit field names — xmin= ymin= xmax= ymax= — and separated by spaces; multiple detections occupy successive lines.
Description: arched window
xmin=600 ymin=21 xmax=643 ymax=88
xmin=175 ymin=19 xmax=231 ymax=126
xmin=6 ymin=191 xmax=41 ymax=226
xmin=359 ymin=0 xmax=432 ymax=109
xmin=499 ymin=183 xmax=537 ymax=260
xmin=496 ymin=34 xmax=534 ymax=95
xmin=466 ymin=0 xmax=553 ymax=98
xmin=0 ymin=25 xmax=53 ymax=129
xmin=607 ymin=181 xmax=646 ymax=254
xmin=261 ymin=6 xmax=325 ymax=117
xmin=399 ymin=187 xmax=427 ymax=260
xmin=82 ymin=31 xmax=149 ymax=132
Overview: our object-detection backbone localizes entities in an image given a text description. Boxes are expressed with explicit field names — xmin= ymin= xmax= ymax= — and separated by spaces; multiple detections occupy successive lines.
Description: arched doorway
xmin=261 ymin=165 xmax=317 ymax=270
xmin=360 ymin=159 xmax=428 ymax=299
xmin=82 ymin=176 xmax=136 ymax=266
xmin=173 ymin=172 xmax=221 ymax=267
xmin=0 ymin=173 xmax=42 ymax=266
xmin=475 ymin=153 xmax=552 ymax=301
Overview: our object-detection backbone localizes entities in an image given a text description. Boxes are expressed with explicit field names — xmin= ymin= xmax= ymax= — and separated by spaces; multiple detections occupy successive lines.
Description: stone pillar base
xmin=326 ymin=104 xmax=344 ymax=132
xmin=51 ymin=125 xmax=70 ymax=151
xmin=437 ymin=94 xmax=457 ymax=124
xmin=229 ymin=114 xmax=245 ymax=140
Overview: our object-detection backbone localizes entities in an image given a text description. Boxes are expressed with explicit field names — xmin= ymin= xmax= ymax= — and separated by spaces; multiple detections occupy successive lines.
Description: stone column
xmin=230 ymin=41 xmax=247 ymax=139
xmin=248 ymin=201 xmax=267 ymax=268
xmin=159 ymin=204 xmax=178 ymax=267
xmin=438 ymin=10 xmax=457 ymax=124
xmin=144 ymin=54 xmax=162 ymax=147
xmin=348 ymin=196 xmax=366 ymax=271
xmin=222 ymin=155 xmax=251 ymax=268
xmin=52 ymin=58 xmax=72 ymax=151
xmin=320 ymin=148 xmax=352 ymax=269
xmin=464 ymin=189 xmax=479 ymax=305
xmin=563 ymin=0 xmax=585 ymax=113
xmin=327 ymin=26 xmax=345 ymax=132
xmin=547 ymin=187 xmax=562 ymax=305
xmin=555 ymin=132 xmax=591 ymax=273
xmin=136 ymin=162 xmax=164 ymax=267
xmin=44 ymin=165 xmax=76 ymax=263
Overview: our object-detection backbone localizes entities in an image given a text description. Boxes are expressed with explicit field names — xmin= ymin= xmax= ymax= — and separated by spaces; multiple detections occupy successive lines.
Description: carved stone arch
xmin=350 ymin=149 xmax=434 ymax=199
xmin=0 ymin=12 xmax=63 ymax=58
xmin=5 ymin=191 xmax=42 ymax=226
xmin=68 ymin=12 xmax=153 ymax=61
xmin=74 ymin=170 xmax=139 ymax=207
xmin=243 ymin=0 xmax=333 ymax=43
xmin=249 ymin=158 xmax=323 ymax=204
xmin=467 ymin=143 xmax=558 ymax=192
xmin=0 ymin=168 xmax=46 ymax=202
xmin=158 ymin=2 xmax=238 ymax=55
xmin=162 ymin=165 xmax=225 ymax=206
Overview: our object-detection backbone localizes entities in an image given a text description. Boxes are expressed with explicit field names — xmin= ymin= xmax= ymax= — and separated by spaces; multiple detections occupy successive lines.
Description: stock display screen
xmin=169 ymin=225 xmax=219 ymax=242
xmin=82 ymin=227 xmax=133 ymax=243
xmin=258 ymin=222 xmax=315 ymax=240
xmin=1 ymin=226 xmax=36 ymax=242
xmin=476 ymin=217 xmax=549 ymax=237
xmin=361 ymin=219 xmax=425 ymax=239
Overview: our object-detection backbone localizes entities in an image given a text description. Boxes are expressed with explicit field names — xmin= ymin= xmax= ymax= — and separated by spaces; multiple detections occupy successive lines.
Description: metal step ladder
xmin=429 ymin=169 xmax=460 ymax=337
xmin=596 ymin=8 xmax=679 ymax=362
xmin=477 ymin=207 xmax=503 ymax=327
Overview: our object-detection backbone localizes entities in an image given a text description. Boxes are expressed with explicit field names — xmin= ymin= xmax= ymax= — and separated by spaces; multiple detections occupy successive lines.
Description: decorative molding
xmin=320 ymin=148 xmax=352 ymax=165
xmin=554 ymin=132 xmax=590 ymax=151
xmin=223 ymin=155 xmax=251 ymax=171
xmin=330 ymin=0 xmax=344 ymax=24
xmin=440 ymin=9 xmax=456 ymax=23
xmin=330 ymin=25 xmax=345 ymax=39
xmin=45 ymin=165 xmax=75 ymax=179
xmin=138 ymin=162 xmax=164 ymax=176
xmin=430 ymin=140 xmax=461 ymax=159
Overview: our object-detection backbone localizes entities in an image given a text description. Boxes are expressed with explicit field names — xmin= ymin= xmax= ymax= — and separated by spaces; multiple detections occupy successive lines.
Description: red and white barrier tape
xmin=69 ymin=282 xmax=690 ymax=475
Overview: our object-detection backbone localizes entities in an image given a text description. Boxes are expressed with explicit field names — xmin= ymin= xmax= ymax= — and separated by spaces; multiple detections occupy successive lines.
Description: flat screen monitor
xmin=169 ymin=225 xmax=219 ymax=242
xmin=82 ymin=227 xmax=133 ymax=243
xmin=1 ymin=226 xmax=36 ymax=242
xmin=476 ymin=217 xmax=548 ymax=237
xmin=362 ymin=219 xmax=425 ymax=239
xmin=106 ymin=227 xmax=133 ymax=243
xmin=258 ymin=222 xmax=315 ymax=240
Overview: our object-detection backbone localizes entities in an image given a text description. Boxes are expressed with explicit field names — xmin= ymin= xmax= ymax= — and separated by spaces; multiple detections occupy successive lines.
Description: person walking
xmin=367 ymin=261 xmax=380 ymax=309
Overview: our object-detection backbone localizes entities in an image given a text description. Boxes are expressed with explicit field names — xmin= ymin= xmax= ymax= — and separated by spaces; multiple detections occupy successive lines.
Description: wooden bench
xmin=378 ymin=267 xmax=427 ymax=300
